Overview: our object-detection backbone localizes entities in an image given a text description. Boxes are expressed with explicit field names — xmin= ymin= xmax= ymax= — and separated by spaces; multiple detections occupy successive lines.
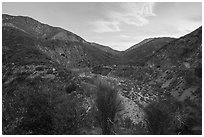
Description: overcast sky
xmin=2 ymin=2 xmax=202 ymax=51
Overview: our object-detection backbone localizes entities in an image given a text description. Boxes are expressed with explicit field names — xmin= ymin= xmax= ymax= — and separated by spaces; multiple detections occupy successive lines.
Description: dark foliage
xmin=95 ymin=79 xmax=122 ymax=134
xmin=144 ymin=99 xmax=184 ymax=135
xmin=195 ymin=64 xmax=202 ymax=78
xmin=2 ymin=72 xmax=84 ymax=135
xmin=144 ymin=96 xmax=202 ymax=135
xmin=65 ymin=83 xmax=78 ymax=94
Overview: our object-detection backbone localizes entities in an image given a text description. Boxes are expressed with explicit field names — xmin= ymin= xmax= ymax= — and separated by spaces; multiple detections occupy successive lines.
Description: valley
xmin=2 ymin=14 xmax=202 ymax=135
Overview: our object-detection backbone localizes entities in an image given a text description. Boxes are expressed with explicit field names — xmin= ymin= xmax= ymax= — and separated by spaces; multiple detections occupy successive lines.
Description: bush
xmin=121 ymin=118 xmax=147 ymax=135
xmin=2 ymin=76 xmax=83 ymax=135
xmin=53 ymin=94 xmax=82 ymax=134
xmin=95 ymin=79 xmax=122 ymax=134
xmin=2 ymin=83 xmax=54 ymax=134
xmin=194 ymin=64 xmax=202 ymax=78
xmin=144 ymin=99 xmax=184 ymax=135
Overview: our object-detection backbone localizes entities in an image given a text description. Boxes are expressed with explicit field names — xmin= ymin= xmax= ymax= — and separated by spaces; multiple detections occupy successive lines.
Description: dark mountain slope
xmin=125 ymin=38 xmax=154 ymax=52
xmin=123 ymin=37 xmax=176 ymax=65
xmin=3 ymin=14 xmax=122 ymax=68
xmin=2 ymin=14 xmax=93 ymax=135
xmin=3 ymin=14 xmax=183 ymax=68
xmin=2 ymin=26 xmax=52 ymax=66
xmin=90 ymin=42 xmax=121 ymax=55
xmin=2 ymin=14 xmax=85 ymax=42
xmin=148 ymin=26 xmax=202 ymax=68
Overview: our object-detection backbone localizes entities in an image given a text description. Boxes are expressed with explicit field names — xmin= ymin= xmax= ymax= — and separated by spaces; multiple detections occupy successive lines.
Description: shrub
xmin=121 ymin=118 xmax=147 ymax=135
xmin=2 ymin=75 xmax=83 ymax=135
xmin=144 ymin=98 xmax=184 ymax=135
xmin=95 ymin=79 xmax=122 ymax=134
xmin=194 ymin=64 xmax=202 ymax=78
xmin=53 ymin=94 xmax=81 ymax=134
xmin=2 ymin=83 xmax=54 ymax=135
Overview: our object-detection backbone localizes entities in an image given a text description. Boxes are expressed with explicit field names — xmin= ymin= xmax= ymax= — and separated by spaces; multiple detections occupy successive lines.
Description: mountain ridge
xmin=2 ymin=14 xmax=202 ymax=68
xmin=2 ymin=14 xmax=177 ymax=52
xmin=147 ymin=26 xmax=202 ymax=68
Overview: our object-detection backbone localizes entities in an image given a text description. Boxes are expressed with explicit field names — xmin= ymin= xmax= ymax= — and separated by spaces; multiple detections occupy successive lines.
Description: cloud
xmin=177 ymin=22 xmax=201 ymax=35
xmin=188 ymin=15 xmax=202 ymax=22
xmin=92 ymin=2 xmax=156 ymax=33
xmin=120 ymin=35 xmax=130 ymax=38
xmin=92 ymin=20 xmax=120 ymax=33
xmin=115 ymin=2 xmax=156 ymax=26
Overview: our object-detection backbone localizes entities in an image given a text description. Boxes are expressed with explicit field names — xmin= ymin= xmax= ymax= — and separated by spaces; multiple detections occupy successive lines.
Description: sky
xmin=2 ymin=2 xmax=202 ymax=51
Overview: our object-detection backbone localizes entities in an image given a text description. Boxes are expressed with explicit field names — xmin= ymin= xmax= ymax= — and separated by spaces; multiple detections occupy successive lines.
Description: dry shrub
xmin=95 ymin=78 xmax=122 ymax=134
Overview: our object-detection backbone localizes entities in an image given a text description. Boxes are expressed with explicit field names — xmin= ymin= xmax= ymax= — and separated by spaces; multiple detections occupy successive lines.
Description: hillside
xmin=123 ymin=37 xmax=176 ymax=65
xmin=90 ymin=42 xmax=121 ymax=55
xmin=3 ymin=14 xmax=86 ymax=42
xmin=125 ymin=38 xmax=154 ymax=52
xmin=148 ymin=26 xmax=202 ymax=69
xmin=2 ymin=14 xmax=179 ymax=67
xmin=3 ymin=14 xmax=122 ymax=68
xmin=110 ymin=26 xmax=202 ymax=134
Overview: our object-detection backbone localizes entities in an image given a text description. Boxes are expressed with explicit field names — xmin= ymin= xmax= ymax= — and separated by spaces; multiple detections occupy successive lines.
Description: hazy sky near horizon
xmin=3 ymin=2 xmax=202 ymax=51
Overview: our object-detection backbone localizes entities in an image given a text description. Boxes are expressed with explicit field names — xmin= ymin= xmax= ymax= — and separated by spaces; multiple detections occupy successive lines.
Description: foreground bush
xmin=144 ymin=98 xmax=184 ymax=135
xmin=95 ymin=79 xmax=122 ymax=134
xmin=2 ymin=76 xmax=85 ymax=135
